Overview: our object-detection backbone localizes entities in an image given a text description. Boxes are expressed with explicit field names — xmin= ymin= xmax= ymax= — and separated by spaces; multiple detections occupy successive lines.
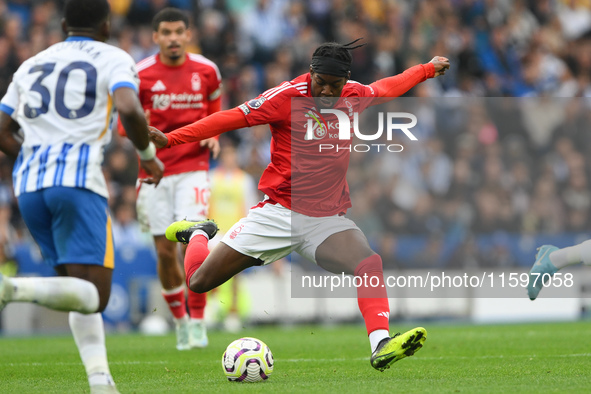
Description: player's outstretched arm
xmin=0 ymin=111 xmax=22 ymax=159
xmin=150 ymin=107 xmax=249 ymax=149
xmin=369 ymin=56 xmax=450 ymax=100
xmin=113 ymin=87 xmax=164 ymax=186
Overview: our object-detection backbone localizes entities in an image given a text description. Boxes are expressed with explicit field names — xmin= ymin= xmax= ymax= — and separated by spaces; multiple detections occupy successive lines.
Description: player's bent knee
xmin=96 ymin=296 xmax=110 ymax=313
xmin=157 ymin=245 xmax=177 ymax=260
xmin=188 ymin=272 xmax=212 ymax=294
xmin=88 ymin=284 xmax=111 ymax=313
xmin=60 ymin=277 xmax=103 ymax=314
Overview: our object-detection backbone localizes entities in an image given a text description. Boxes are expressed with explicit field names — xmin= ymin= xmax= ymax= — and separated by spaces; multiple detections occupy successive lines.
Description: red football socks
xmin=184 ymin=234 xmax=210 ymax=289
xmin=187 ymin=290 xmax=206 ymax=319
xmin=161 ymin=286 xmax=187 ymax=319
xmin=355 ymin=254 xmax=390 ymax=335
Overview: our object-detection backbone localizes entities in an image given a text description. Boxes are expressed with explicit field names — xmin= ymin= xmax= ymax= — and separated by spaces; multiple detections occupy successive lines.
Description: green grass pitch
xmin=1 ymin=320 xmax=590 ymax=393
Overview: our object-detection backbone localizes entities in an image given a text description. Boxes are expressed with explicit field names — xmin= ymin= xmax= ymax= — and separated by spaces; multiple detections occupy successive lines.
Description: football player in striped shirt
xmin=0 ymin=0 xmax=163 ymax=392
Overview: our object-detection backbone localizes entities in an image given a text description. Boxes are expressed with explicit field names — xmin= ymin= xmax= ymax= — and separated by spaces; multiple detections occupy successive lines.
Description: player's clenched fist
xmin=430 ymin=56 xmax=450 ymax=77
xmin=149 ymin=126 xmax=169 ymax=149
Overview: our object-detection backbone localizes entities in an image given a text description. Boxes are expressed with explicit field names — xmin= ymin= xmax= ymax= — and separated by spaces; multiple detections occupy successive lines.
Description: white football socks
xmin=4 ymin=277 xmax=113 ymax=388
xmin=189 ymin=230 xmax=208 ymax=242
xmin=549 ymin=239 xmax=591 ymax=269
xmin=69 ymin=312 xmax=116 ymax=387
xmin=8 ymin=277 xmax=99 ymax=313
xmin=369 ymin=329 xmax=390 ymax=352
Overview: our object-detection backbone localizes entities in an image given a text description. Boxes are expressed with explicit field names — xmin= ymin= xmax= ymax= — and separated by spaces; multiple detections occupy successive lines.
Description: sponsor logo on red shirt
xmin=229 ymin=224 xmax=245 ymax=240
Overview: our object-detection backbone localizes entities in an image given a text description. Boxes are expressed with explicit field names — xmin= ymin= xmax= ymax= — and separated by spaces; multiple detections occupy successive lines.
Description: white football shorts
xmin=221 ymin=200 xmax=361 ymax=265
xmin=137 ymin=171 xmax=210 ymax=235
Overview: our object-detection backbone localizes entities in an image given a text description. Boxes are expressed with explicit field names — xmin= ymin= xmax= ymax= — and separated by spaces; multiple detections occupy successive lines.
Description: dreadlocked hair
xmin=312 ymin=38 xmax=366 ymax=66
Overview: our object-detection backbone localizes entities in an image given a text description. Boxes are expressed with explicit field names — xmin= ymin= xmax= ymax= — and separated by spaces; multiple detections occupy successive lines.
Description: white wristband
xmin=136 ymin=141 xmax=156 ymax=160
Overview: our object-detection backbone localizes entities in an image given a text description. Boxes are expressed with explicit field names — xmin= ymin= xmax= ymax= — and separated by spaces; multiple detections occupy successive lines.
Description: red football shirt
xmin=119 ymin=52 xmax=221 ymax=178
xmin=235 ymin=74 xmax=374 ymax=216
xmin=166 ymin=63 xmax=435 ymax=216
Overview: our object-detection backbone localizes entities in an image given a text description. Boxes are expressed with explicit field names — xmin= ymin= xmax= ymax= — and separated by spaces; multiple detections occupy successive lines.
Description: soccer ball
xmin=221 ymin=337 xmax=274 ymax=382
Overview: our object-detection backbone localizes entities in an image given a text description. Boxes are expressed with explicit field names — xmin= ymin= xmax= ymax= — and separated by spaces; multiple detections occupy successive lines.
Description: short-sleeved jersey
xmin=238 ymin=73 xmax=376 ymax=217
xmin=130 ymin=53 xmax=221 ymax=178
xmin=0 ymin=37 xmax=138 ymax=198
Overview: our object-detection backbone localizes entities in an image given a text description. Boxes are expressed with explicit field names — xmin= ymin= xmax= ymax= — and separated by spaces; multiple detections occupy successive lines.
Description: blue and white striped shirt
xmin=0 ymin=37 xmax=139 ymax=198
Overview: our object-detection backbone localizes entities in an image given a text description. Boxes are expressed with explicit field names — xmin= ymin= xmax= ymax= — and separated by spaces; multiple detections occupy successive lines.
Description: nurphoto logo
xmin=304 ymin=108 xmax=419 ymax=153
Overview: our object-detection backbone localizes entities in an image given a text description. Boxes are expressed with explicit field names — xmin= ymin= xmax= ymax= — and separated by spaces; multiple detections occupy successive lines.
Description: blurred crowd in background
xmin=1 ymin=0 xmax=591 ymax=270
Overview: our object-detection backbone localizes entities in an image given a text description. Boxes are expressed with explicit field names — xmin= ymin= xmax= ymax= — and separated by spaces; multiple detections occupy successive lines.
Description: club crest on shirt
xmin=312 ymin=123 xmax=327 ymax=139
xmin=191 ymin=73 xmax=201 ymax=91
xmin=304 ymin=108 xmax=327 ymax=140
xmin=247 ymin=97 xmax=266 ymax=110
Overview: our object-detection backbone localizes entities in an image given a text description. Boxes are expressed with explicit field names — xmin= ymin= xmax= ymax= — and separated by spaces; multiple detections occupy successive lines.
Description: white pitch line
xmin=279 ymin=353 xmax=591 ymax=362
xmin=2 ymin=353 xmax=590 ymax=368
xmin=2 ymin=360 xmax=169 ymax=367
xmin=280 ymin=358 xmax=366 ymax=362
xmin=413 ymin=353 xmax=591 ymax=360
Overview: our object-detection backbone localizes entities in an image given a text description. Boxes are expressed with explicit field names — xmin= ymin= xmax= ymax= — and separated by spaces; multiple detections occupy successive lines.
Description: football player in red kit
xmin=118 ymin=8 xmax=221 ymax=350
xmin=151 ymin=40 xmax=449 ymax=370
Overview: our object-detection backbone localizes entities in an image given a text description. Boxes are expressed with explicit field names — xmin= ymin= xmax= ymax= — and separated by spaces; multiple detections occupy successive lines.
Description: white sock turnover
xmin=9 ymin=277 xmax=99 ymax=313
xmin=189 ymin=230 xmax=208 ymax=241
